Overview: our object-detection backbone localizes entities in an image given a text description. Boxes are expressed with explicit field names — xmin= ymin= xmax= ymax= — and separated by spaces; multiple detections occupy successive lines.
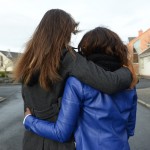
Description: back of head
xmin=78 ymin=27 xmax=138 ymax=88
xmin=78 ymin=27 xmax=128 ymax=66
xmin=14 ymin=9 xmax=78 ymax=90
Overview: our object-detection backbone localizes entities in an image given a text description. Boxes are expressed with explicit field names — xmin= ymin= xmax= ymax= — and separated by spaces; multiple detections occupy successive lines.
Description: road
xmin=0 ymin=84 xmax=150 ymax=150
xmin=136 ymin=78 xmax=150 ymax=89
xmin=0 ymin=85 xmax=24 ymax=150
xmin=129 ymin=104 xmax=150 ymax=150
xmin=136 ymin=78 xmax=150 ymax=105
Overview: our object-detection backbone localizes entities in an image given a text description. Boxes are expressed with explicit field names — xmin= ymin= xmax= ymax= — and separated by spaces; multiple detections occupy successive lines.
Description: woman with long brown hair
xmin=14 ymin=9 xmax=135 ymax=150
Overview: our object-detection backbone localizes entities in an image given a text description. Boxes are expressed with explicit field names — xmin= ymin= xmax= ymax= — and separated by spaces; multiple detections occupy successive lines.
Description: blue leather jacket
xmin=24 ymin=77 xmax=137 ymax=150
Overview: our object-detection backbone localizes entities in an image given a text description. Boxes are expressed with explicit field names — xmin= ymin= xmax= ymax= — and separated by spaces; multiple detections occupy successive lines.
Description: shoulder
xmin=64 ymin=49 xmax=84 ymax=63
xmin=66 ymin=76 xmax=83 ymax=89
xmin=66 ymin=77 xmax=100 ymax=99
xmin=65 ymin=77 xmax=84 ymax=99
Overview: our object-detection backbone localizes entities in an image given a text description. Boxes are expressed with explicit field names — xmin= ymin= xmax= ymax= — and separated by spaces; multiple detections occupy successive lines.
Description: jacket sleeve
xmin=127 ymin=89 xmax=137 ymax=138
xmin=24 ymin=77 xmax=83 ymax=142
xmin=68 ymin=51 xmax=132 ymax=94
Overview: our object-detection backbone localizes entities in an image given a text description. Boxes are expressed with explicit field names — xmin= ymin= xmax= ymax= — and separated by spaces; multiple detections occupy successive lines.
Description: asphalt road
xmin=0 ymin=84 xmax=150 ymax=150
xmin=136 ymin=78 xmax=150 ymax=89
xmin=129 ymin=104 xmax=150 ymax=150
xmin=136 ymin=78 xmax=150 ymax=105
xmin=0 ymin=85 xmax=24 ymax=150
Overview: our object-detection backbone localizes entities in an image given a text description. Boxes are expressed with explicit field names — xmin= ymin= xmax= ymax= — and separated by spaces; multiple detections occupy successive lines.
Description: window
xmin=133 ymin=48 xmax=139 ymax=63
xmin=133 ymin=40 xmax=141 ymax=54
xmin=0 ymin=55 xmax=3 ymax=67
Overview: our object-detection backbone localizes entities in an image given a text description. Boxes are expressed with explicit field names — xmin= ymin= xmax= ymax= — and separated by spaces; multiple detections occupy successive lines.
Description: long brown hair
xmin=78 ymin=27 xmax=128 ymax=66
xmin=14 ymin=9 xmax=78 ymax=90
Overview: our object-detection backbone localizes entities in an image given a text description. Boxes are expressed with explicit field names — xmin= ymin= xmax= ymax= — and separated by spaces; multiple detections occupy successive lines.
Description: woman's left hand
xmin=25 ymin=108 xmax=32 ymax=116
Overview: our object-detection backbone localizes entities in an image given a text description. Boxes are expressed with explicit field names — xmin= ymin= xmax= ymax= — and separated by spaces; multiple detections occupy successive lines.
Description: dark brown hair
xmin=14 ymin=9 xmax=78 ymax=90
xmin=78 ymin=27 xmax=128 ymax=66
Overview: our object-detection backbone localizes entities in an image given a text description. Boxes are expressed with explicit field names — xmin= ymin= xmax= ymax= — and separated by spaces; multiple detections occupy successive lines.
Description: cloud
xmin=0 ymin=0 xmax=150 ymax=51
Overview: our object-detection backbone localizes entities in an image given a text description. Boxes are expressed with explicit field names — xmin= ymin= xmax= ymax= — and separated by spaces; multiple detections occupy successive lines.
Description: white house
xmin=0 ymin=50 xmax=21 ymax=72
xmin=139 ymin=47 xmax=150 ymax=78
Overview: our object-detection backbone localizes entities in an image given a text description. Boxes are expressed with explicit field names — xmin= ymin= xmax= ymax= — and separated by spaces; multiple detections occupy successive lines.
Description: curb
xmin=0 ymin=97 xmax=6 ymax=102
xmin=0 ymin=83 xmax=21 ymax=86
xmin=138 ymin=99 xmax=150 ymax=109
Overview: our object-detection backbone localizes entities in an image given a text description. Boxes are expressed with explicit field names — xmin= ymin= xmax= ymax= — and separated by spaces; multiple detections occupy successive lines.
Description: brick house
xmin=127 ymin=28 xmax=150 ymax=75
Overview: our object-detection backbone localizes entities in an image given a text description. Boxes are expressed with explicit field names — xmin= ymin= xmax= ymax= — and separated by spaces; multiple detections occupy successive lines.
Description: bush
xmin=0 ymin=72 xmax=7 ymax=77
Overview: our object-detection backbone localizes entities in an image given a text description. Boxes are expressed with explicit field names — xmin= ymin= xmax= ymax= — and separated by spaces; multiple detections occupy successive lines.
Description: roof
xmin=0 ymin=50 xmax=22 ymax=60
xmin=128 ymin=28 xmax=150 ymax=45
xmin=139 ymin=47 xmax=150 ymax=57
xmin=128 ymin=37 xmax=136 ymax=42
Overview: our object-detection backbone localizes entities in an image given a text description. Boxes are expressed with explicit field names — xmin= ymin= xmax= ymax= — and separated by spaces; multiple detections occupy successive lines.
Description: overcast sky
xmin=0 ymin=0 xmax=150 ymax=52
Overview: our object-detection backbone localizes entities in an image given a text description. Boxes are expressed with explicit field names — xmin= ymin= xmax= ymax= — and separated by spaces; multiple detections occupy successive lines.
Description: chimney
xmin=138 ymin=29 xmax=143 ymax=36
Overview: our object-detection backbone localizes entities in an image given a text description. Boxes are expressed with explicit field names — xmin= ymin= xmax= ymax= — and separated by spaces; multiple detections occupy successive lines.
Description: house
xmin=139 ymin=47 xmax=150 ymax=78
xmin=0 ymin=50 xmax=21 ymax=72
xmin=127 ymin=28 xmax=150 ymax=75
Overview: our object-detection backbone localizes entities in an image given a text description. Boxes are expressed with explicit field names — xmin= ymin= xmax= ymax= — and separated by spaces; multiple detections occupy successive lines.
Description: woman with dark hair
xmin=24 ymin=27 xmax=137 ymax=150
xmin=14 ymin=9 xmax=136 ymax=150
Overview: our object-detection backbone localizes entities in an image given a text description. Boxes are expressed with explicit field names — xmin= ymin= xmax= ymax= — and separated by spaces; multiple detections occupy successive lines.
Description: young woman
xmin=24 ymin=27 xmax=137 ymax=150
xmin=14 ymin=9 xmax=136 ymax=150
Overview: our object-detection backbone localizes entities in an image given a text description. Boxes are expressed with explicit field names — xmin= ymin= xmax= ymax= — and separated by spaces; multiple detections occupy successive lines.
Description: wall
xmin=139 ymin=54 xmax=150 ymax=76
xmin=0 ymin=52 xmax=13 ymax=72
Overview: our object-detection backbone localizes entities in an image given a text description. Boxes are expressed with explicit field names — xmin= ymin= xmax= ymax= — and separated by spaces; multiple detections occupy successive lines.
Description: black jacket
xmin=22 ymin=49 xmax=132 ymax=150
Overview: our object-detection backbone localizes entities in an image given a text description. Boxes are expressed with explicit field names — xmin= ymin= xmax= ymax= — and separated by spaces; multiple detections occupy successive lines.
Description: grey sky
xmin=0 ymin=0 xmax=150 ymax=52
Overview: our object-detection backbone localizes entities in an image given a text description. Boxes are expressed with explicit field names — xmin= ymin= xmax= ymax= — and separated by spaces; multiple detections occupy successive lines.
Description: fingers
xmin=26 ymin=107 xmax=30 ymax=112
xmin=25 ymin=107 xmax=32 ymax=116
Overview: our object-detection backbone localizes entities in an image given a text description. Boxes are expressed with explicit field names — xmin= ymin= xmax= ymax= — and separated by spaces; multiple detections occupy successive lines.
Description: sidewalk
xmin=137 ymin=88 xmax=150 ymax=109
xmin=136 ymin=78 xmax=150 ymax=109
xmin=0 ymin=83 xmax=20 ymax=103
xmin=0 ymin=97 xmax=6 ymax=102
xmin=0 ymin=82 xmax=21 ymax=86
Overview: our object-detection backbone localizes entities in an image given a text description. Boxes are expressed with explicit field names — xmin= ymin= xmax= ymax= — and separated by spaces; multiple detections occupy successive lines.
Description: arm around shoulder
xmin=70 ymin=52 xmax=132 ymax=94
